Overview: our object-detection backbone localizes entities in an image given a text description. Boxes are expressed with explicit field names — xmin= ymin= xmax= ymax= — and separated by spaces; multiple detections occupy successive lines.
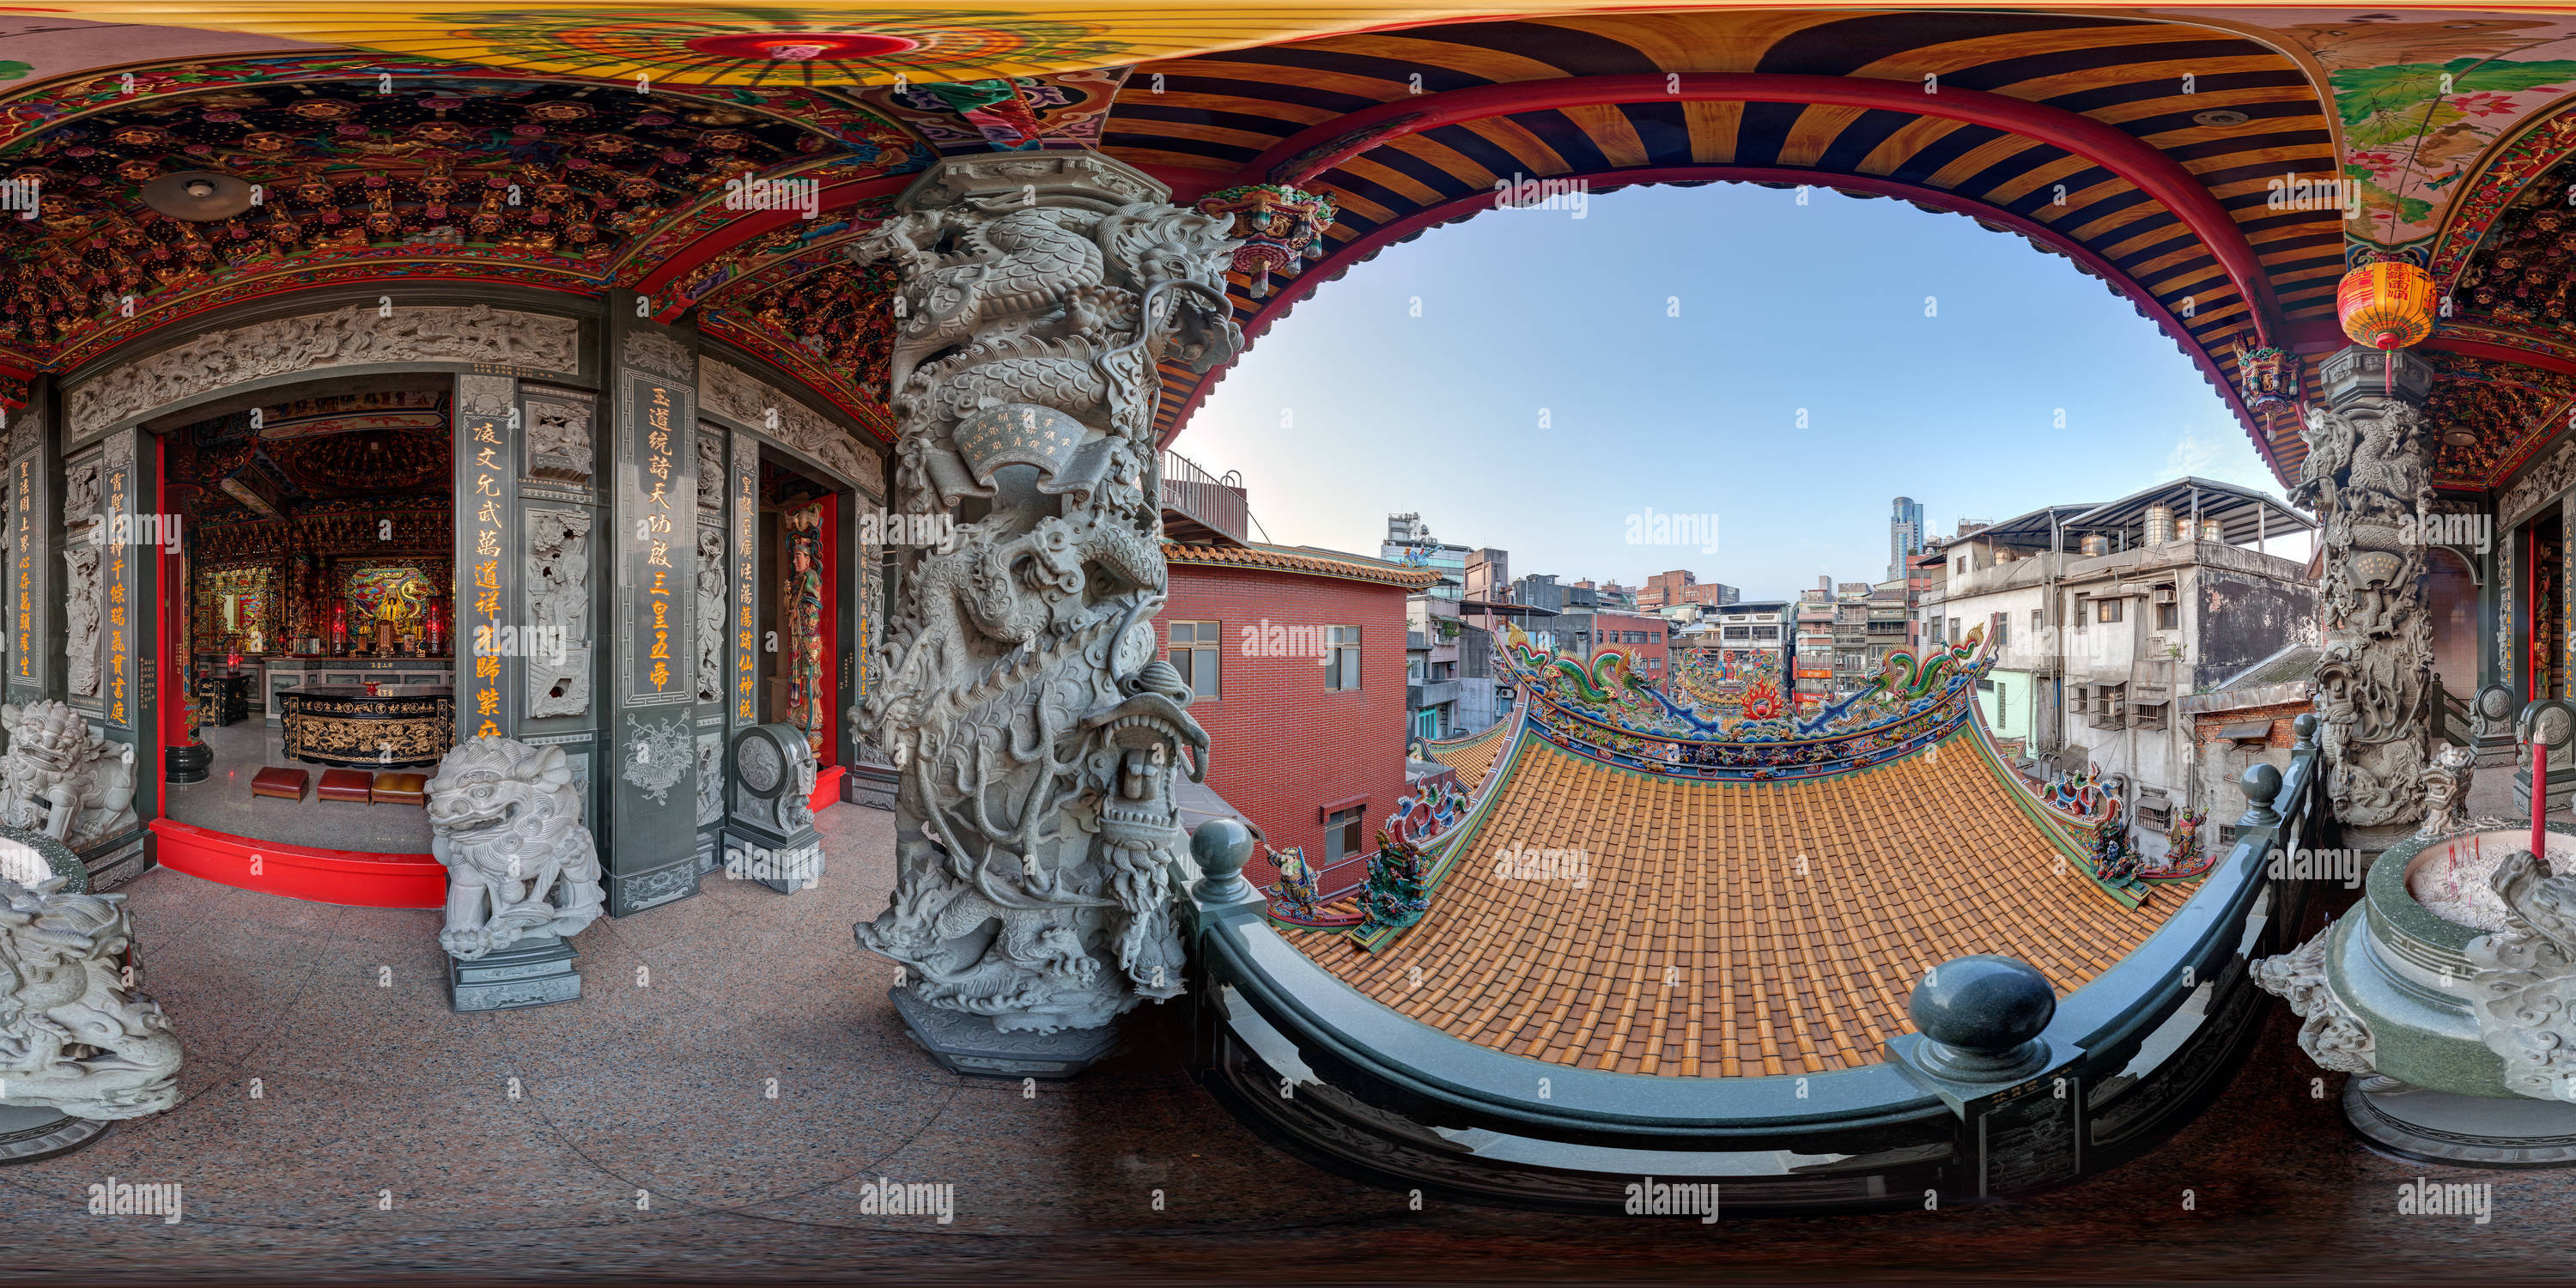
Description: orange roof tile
xmin=1286 ymin=731 xmax=2175 ymax=1078
xmin=1424 ymin=718 xmax=1512 ymax=793
xmin=1164 ymin=540 xmax=1443 ymax=589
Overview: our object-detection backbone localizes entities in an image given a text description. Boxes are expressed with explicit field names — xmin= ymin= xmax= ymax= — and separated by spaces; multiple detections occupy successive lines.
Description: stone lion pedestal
xmin=427 ymin=737 xmax=605 ymax=1013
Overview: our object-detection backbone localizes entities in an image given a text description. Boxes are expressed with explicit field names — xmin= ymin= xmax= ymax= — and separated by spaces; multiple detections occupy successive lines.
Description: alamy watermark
xmin=1493 ymin=842 xmax=1590 ymax=888
xmin=1625 ymin=507 xmax=1719 ymax=555
xmin=1625 ymin=1176 xmax=1719 ymax=1223
xmin=857 ymin=1176 xmax=954 ymax=1224
xmin=1241 ymin=619 xmax=1328 ymax=659
xmin=858 ymin=509 xmax=956 ymax=552
xmin=83 ymin=512 xmax=181 ymax=553
xmin=2400 ymin=511 xmax=2491 ymax=554
xmin=1 ymin=175 xmax=36 ymax=221
xmin=2265 ymin=173 xmax=2362 ymax=221
xmin=2269 ymin=846 xmax=2365 ymax=890
xmin=2397 ymin=1177 xmax=2491 ymax=1224
xmin=725 ymin=842 xmax=823 ymax=889
xmin=88 ymin=1176 xmax=182 ymax=1224
xmin=1492 ymin=173 xmax=1589 ymax=218
xmin=722 ymin=174 xmax=819 ymax=221
xmin=473 ymin=623 xmax=568 ymax=667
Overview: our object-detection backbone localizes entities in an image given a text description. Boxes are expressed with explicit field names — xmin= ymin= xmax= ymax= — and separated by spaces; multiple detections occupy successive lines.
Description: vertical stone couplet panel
xmin=604 ymin=302 xmax=700 ymax=916
xmin=849 ymin=153 xmax=1242 ymax=1037
xmin=455 ymin=374 xmax=519 ymax=746
xmin=731 ymin=430 xmax=757 ymax=729
xmin=9 ymin=378 xmax=58 ymax=704
xmin=97 ymin=430 xmax=141 ymax=735
xmin=2305 ymin=346 xmax=2435 ymax=831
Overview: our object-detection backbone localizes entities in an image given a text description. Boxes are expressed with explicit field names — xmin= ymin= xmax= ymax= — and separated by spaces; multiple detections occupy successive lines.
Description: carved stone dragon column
xmin=2298 ymin=346 xmax=2435 ymax=839
xmin=848 ymin=154 xmax=1242 ymax=1076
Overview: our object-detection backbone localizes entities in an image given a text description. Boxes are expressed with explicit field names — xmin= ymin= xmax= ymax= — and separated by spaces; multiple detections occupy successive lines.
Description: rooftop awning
xmin=2061 ymin=477 xmax=2313 ymax=548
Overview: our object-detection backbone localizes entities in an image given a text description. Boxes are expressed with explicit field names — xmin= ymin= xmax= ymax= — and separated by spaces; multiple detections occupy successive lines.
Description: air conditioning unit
xmin=2153 ymin=586 xmax=2177 ymax=605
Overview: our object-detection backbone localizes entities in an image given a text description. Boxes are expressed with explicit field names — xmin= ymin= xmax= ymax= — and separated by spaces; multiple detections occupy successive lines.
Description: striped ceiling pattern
xmin=1103 ymin=10 xmax=2348 ymax=462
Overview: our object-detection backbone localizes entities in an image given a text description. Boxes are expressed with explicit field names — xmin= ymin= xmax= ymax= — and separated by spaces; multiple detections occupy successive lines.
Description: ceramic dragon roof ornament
xmin=848 ymin=154 xmax=1241 ymax=1053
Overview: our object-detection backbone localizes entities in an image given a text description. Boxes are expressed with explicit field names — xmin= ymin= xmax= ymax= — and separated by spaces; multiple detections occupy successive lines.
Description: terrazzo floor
xmin=4 ymin=799 xmax=2571 ymax=1284
xmin=163 ymin=720 xmax=436 ymax=854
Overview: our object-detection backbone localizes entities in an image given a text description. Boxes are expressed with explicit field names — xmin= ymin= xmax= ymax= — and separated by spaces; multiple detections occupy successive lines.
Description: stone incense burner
xmin=2260 ymin=787 xmax=2576 ymax=1164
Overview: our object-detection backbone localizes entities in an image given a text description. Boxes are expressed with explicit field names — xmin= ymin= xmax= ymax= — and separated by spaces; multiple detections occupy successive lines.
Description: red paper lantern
xmin=2337 ymin=258 xmax=2436 ymax=350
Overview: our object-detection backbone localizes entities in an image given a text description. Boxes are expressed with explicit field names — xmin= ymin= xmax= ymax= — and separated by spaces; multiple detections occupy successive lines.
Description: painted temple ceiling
xmin=9 ymin=3 xmax=2576 ymax=486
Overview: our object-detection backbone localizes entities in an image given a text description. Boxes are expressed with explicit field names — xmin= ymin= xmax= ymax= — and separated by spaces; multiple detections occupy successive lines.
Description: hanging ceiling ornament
xmin=1194 ymin=184 xmax=1336 ymax=298
xmin=2337 ymin=254 xmax=2436 ymax=352
xmin=2227 ymin=329 xmax=2303 ymax=418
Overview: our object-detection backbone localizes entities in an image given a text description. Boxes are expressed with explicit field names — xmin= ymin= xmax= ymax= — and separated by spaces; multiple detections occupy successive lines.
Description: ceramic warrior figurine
xmin=425 ymin=737 xmax=605 ymax=960
xmin=0 ymin=702 xmax=137 ymax=848
xmin=0 ymin=875 xmax=182 ymax=1120
xmin=851 ymin=155 xmax=1240 ymax=1036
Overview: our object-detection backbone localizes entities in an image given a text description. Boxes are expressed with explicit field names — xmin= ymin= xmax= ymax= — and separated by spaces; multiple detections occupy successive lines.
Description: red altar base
xmin=811 ymin=763 xmax=844 ymax=817
xmin=149 ymin=819 xmax=445 ymax=908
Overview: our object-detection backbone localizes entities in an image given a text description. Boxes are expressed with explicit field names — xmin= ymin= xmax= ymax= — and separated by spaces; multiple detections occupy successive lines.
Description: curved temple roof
xmin=1288 ymin=719 xmax=2175 ymax=1078
xmin=1424 ymin=717 xmax=1513 ymax=793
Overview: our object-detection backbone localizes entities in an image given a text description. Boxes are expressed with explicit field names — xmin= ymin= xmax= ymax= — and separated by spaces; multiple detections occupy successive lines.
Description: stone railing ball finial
xmin=2292 ymin=711 xmax=2320 ymax=752
xmin=1908 ymin=954 xmax=2057 ymax=1082
xmin=2239 ymin=762 xmax=2283 ymax=827
xmin=1191 ymin=817 xmax=1257 ymax=905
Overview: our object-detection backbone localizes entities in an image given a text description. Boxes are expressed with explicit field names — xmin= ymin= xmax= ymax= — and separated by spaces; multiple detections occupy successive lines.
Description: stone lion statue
xmin=425 ymin=736 xmax=605 ymax=961
xmin=0 ymin=875 xmax=182 ymax=1121
xmin=0 ymin=701 xmax=137 ymax=848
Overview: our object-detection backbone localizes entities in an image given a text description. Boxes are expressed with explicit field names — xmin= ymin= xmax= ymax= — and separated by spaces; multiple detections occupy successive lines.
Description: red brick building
xmin=1157 ymin=542 xmax=1440 ymax=870
xmin=1592 ymin=609 xmax=1670 ymax=689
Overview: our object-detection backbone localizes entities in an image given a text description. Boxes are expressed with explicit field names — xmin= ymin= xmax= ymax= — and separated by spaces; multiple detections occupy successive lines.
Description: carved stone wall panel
xmin=525 ymin=390 xmax=594 ymax=487
xmin=69 ymin=306 xmax=579 ymax=440
xmin=59 ymin=449 xmax=103 ymax=702
xmin=525 ymin=508 xmax=592 ymax=720
xmin=696 ymin=731 xmax=722 ymax=827
xmin=699 ymin=357 xmax=883 ymax=488
xmin=2507 ymin=430 xmax=2576 ymax=531
xmin=696 ymin=522 xmax=724 ymax=705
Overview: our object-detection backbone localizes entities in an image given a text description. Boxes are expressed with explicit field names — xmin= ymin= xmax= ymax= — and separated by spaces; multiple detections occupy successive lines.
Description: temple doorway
xmin=755 ymin=449 xmax=844 ymax=795
xmin=158 ymin=376 xmax=457 ymax=859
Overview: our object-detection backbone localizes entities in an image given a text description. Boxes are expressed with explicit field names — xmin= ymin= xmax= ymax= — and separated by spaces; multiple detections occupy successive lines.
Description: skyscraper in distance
xmin=1888 ymin=496 xmax=1924 ymax=581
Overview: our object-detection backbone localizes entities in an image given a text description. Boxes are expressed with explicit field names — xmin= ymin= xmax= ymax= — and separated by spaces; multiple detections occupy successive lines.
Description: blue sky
xmin=1176 ymin=181 xmax=2294 ymax=604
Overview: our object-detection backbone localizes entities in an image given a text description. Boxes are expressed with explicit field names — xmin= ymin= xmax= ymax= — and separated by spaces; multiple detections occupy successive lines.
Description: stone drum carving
xmin=427 ymin=737 xmax=603 ymax=1012
xmin=0 ymin=873 xmax=181 ymax=1123
xmin=726 ymin=722 xmax=821 ymax=892
xmin=849 ymin=153 xmax=1239 ymax=1070
xmin=0 ymin=702 xmax=137 ymax=848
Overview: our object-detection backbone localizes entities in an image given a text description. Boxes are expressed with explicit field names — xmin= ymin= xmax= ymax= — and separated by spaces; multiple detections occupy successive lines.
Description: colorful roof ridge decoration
xmin=1281 ymin=711 xmax=2182 ymax=1078
xmin=1269 ymin=760 xmax=1491 ymax=933
xmin=1163 ymin=539 xmax=1441 ymax=589
xmin=1670 ymin=646 xmax=1787 ymax=720
xmin=1499 ymin=621 xmax=1995 ymax=784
